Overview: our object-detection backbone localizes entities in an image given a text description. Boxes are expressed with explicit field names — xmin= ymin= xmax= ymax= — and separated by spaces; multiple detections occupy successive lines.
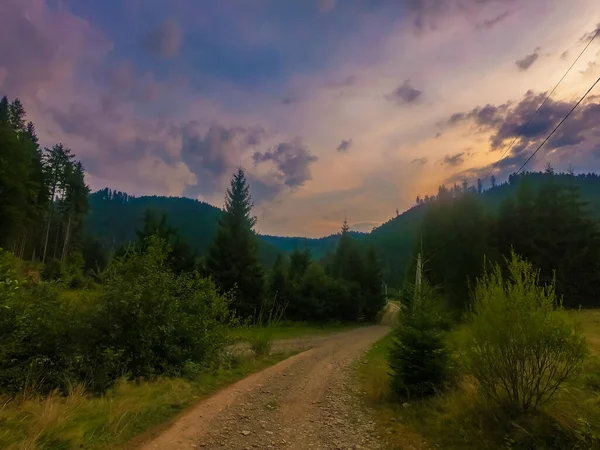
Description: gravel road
xmin=140 ymin=325 xmax=390 ymax=450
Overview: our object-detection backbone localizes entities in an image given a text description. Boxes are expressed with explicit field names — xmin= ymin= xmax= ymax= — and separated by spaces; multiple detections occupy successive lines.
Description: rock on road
xmin=140 ymin=325 xmax=390 ymax=450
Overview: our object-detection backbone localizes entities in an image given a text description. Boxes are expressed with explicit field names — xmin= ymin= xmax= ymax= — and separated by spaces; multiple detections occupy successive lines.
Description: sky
xmin=1 ymin=0 xmax=600 ymax=237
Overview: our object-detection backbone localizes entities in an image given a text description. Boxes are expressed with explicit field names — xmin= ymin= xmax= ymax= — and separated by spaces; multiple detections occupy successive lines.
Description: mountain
xmin=364 ymin=171 xmax=600 ymax=287
xmin=86 ymin=172 xmax=600 ymax=286
xmin=85 ymin=188 xmax=352 ymax=266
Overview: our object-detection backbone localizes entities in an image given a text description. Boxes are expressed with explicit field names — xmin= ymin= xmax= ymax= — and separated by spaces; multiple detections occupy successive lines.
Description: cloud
xmin=475 ymin=10 xmax=511 ymax=30
xmin=442 ymin=152 xmax=466 ymax=166
xmin=316 ymin=0 xmax=336 ymax=13
xmin=561 ymin=50 xmax=569 ymax=60
xmin=336 ymin=138 xmax=353 ymax=152
xmin=142 ymin=19 xmax=182 ymax=57
xmin=446 ymin=89 xmax=600 ymax=180
xmin=403 ymin=0 xmax=519 ymax=30
xmin=252 ymin=139 xmax=318 ymax=189
xmin=0 ymin=0 xmax=110 ymax=96
xmin=181 ymin=123 xmax=266 ymax=193
xmin=386 ymin=80 xmax=422 ymax=104
xmin=411 ymin=157 xmax=428 ymax=165
xmin=515 ymin=47 xmax=541 ymax=71
xmin=580 ymin=23 xmax=600 ymax=43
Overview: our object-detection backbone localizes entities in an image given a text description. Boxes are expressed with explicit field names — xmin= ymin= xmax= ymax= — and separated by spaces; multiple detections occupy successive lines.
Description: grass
xmin=228 ymin=321 xmax=359 ymax=342
xmin=356 ymin=309 xmax=600 ymax=450
xmin=0 ymin=353 xmax=289 ymax=450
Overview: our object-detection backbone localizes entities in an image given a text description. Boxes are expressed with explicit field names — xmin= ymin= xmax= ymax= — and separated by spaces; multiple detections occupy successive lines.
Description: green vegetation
xmin=0 ymin=97 xmax=387 ymax=448
xmin=0 ymin=353 xmax=287 ymax=450
xmin=467 ymin=253 xmax=587 ymax=413
xmin=359 ymin=254 xmax=599 ymax=449
xmin=389 ymin=285 xmax=451 ymax=400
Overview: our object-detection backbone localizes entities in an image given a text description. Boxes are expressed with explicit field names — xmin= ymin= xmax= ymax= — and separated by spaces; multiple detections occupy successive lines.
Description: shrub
xmin=250 ymin=330 xmax=273 ymax=356
xmin=389 ymin=284 xmax=450 ymax=399
xmin=466 ymin=252 xmax=588 ymax=413
xmin=92 ymin=236 xmax=230 ymax=388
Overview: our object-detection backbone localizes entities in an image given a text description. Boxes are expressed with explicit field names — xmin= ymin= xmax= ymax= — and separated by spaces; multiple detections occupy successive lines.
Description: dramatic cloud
xmin=386 ymin=80 xmax=422 ymax=105
xmin=336 ymin=139 xmax=353 ymax=153
xmin=515 ymin=47 xmax=541 ymax=71
xmin=411 ymin=157 xmax=428 ymax=165
xmin=442 ymin=152 xmax=466 ymax=166
xmin=446 ymin=90 xmax=600 ymax=178
xmin=142 ymin=19 xmax=182 ymax=57
xmin=181 ymin=123 xmax=266 ymax=193
xmin=253 ymin=139 xmax=318 ymax=189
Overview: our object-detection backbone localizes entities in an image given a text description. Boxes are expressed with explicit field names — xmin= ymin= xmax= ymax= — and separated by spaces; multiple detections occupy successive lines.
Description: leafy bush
xmin=41 ymin=258 xmax=67 ymax=282
xmin=91 ymin=236 xmax=230 ymax=388
xmin=389 ymin=284 xmax=451 ymax=399
xmin=0 ymin=238 xmax=232 ymax=395
xmin=466 ymin=252 xmax=588 ymax=413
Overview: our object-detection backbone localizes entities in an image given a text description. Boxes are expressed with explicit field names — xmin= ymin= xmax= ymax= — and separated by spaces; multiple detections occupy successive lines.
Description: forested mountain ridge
xmin=86 ymin=189 xmax=366 ymax=264
xmin=86 ymin=171 xmax=600 ymax=287
xmin=363 ymin=171 xmax=600 ymax=288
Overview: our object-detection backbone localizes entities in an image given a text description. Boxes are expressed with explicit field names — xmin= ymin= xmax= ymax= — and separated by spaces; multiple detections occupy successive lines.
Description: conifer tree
xmin=206 ymin=168 xmax=264 ymax=318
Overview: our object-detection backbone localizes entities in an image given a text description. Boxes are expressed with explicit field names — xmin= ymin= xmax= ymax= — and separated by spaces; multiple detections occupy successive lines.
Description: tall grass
xmin=356 ymin=309 xmax=600 ymax=449
xmin=249 ymin=297 xmax=288 ymax=356
xmin=0 ymin=353 xmax=287 ymax=449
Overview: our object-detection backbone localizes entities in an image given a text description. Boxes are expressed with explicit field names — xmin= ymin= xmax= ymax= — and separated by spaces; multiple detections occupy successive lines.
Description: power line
xmin=484 ymin=24 xmax=600 ymax=181
xmin=515 ymin=76 xmax=600 ymax=174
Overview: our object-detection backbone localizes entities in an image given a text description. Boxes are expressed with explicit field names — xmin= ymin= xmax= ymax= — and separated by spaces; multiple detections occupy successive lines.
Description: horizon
xmin=2 ymin=0 xmax=600 ymax=237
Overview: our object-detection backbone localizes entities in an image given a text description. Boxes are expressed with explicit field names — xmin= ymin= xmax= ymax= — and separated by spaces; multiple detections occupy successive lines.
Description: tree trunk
xmin=42 ymin=201 xmax=54 ymax=263
xmin=19 ymin=227 xmax=27 ymax=259
xmin=53 ymin=218 xmax=61 ymax=259
xmin=61 ymin=215 xmax=72 ymax=261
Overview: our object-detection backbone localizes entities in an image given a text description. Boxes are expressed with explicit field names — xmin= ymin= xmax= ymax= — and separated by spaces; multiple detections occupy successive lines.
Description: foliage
xmin=93 ymin=236 xmax=231 ymax=387
xmin=0 ymin=353 xmax=288 ymax=450
xmin=206 ymin=169 xmax=264 ymax=318
xmin=389 ymin=283 xmax=451 ymax=399
xmin=466 ymin=252 xmax=588 ymax=413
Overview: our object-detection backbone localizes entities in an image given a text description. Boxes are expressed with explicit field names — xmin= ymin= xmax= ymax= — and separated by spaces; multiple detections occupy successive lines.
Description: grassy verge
xmin=356 ymin=309 xmax=600 ymax=450
xmin=228 ymin=321 xmax=359 ymax=342
xmin=0 ymin=353 xmax=290 ymax=450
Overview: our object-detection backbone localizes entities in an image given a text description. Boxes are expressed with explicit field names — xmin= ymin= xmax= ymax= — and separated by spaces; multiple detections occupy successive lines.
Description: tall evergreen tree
xmin=206 ymin=168 xmax=264 ymax=318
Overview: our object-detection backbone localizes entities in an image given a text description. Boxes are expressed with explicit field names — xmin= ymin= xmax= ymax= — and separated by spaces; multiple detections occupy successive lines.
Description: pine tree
xmin=361 ymin=248 xmax=386 ymax=321
xmin=206 ymin=168 xmax=264 ymax=318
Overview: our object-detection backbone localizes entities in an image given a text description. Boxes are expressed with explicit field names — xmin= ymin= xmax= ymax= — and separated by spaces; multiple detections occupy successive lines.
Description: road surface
xmin=140 ymin=325 xmax=390 ymax=450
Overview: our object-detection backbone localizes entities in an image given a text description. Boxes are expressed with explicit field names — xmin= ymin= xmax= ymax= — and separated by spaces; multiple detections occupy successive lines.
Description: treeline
xmin=0 ymin=98 xmax=386 ymax=396
xmin=0 ymin=96 xmax=89 ymax=264
xmin=412 ymin=167 xmax=600 ymax=312
xmin=204 ymin=169 xmax=386 ymax=322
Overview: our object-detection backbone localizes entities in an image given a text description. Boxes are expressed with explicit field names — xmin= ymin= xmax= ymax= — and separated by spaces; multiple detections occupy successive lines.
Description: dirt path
xmin=140 ymin=325 xmax=390 ymax=450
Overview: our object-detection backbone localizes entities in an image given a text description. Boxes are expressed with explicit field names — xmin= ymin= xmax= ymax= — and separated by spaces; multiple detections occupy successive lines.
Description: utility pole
xmin=413 ymin=252 xmax=422 ymax=311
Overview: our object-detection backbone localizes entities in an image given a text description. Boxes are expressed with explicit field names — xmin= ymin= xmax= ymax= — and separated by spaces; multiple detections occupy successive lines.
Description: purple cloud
xmin=336 ymin=139 xmax=353 ymax=153
xmin=386 ymin=80 xmax=422 ymax=105
xmin=442 ymin=152 xmax=466 ymax=166
xmin=515 ymin=47 xmax=541 ymax=71
xmin=253 ymin=139 xmax=318 ymax=189
xmin=142 ymin=19 xmax=182 ymax=57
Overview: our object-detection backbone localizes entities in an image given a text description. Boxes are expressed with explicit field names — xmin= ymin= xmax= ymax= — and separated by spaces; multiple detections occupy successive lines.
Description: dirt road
xmin=140 ymin=325 xmax=390 ymax=450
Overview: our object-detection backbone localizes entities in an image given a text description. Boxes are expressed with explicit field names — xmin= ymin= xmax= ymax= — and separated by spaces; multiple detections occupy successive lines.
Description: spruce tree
xmin=207 ymin=168 xmax=264 ymax=318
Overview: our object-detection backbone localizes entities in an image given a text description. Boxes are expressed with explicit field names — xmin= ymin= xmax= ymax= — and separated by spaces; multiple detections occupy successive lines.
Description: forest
xmin=0 ymin=95 xmax=386 ymax=396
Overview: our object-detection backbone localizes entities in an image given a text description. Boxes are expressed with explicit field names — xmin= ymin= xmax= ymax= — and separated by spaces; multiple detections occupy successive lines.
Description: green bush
xmin=92 ymin=236 xmax=230 ymax=387
xmin=0 ymin=238 xmax=232 ymax=395
xmin=466 ymin=252 xmax=588 ymax=413
xmin=41 ymin=258 xmax=67 ymax=282
xmin=389 ymin=284 xmax=450 ymax=399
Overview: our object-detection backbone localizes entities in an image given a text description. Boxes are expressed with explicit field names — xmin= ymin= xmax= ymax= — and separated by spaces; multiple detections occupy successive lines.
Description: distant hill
xmin=86 ymin=172 xmax=600 ymax=285
xmin=363 ymin=171 xmax=600 ymax=287
xmin=85 ymin=189 xmax=353 ymax=266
